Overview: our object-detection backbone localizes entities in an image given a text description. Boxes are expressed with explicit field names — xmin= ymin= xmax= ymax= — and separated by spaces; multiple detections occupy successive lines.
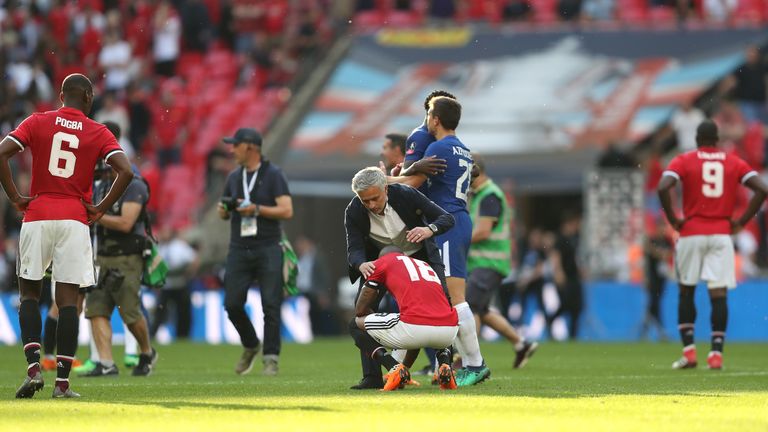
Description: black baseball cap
xmin=223 ymin=127 xmax=262 ymax=146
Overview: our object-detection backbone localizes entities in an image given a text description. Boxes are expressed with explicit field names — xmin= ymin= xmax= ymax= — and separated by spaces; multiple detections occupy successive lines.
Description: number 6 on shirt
xmin=49 ymin=131 xmax=79 ymax=179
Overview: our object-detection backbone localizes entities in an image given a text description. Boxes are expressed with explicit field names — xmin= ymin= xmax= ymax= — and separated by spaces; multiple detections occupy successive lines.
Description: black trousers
xmin=224 ymin=243 xmax=284 ymax=356
xmin=355 ymin=281 xmax=388 ymax=381
xmin=151 ymin=288 xmax=192 ymax=338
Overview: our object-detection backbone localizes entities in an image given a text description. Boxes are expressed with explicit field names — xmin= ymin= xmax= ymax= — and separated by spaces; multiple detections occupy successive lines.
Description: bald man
xmin=0 ymin=73 xmax=134 ymax=398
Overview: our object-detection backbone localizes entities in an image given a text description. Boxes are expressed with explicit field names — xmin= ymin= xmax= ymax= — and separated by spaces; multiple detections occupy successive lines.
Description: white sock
xmin=124 ymin=324 xmax=138 ymax=356
xmin=514 ymin=338 xmax=526 ymax=351
xmin=452 ymin=330 xmax=467 ymax=367
xmin=391 ymin=349 xmax=406 ymax=363
xmin=455 ymin=302 xmax=483 ymax=367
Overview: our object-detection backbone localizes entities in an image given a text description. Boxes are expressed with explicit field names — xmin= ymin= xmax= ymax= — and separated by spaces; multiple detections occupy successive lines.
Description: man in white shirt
xmin=671 ymin=101 xmax=706 ymax=152
xmin=344 ymin=167 xmax=455 ymax=389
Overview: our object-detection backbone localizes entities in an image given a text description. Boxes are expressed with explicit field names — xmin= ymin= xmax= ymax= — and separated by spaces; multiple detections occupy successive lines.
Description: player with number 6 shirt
xmin=658 ymin=120 xmax=768 ymax=371
xmin=0 ymin=74 xmax=134 ymax=399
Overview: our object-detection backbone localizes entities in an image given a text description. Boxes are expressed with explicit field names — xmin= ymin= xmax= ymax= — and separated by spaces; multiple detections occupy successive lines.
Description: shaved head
xmin=61 ymin=74 xmax=94 ymax=114
xmin=696 ymin=120 xmax=719 ymax=147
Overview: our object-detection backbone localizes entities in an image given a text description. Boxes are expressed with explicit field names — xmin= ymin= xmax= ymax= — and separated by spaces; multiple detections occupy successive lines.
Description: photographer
xmin=83 ymin=121 xmax=157 ymax=377
xmin=218 ymin=128 xmax=293 ymax=376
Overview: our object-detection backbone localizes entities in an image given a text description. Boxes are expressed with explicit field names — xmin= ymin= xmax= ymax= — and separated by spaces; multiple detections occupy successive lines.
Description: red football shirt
xmin=664 ymin=147 xmax=757 ymax=237
xmin=365 ymin=253 xmax=458 ymax=327
xmin=8 ymin=106 xmax=123 ymax=224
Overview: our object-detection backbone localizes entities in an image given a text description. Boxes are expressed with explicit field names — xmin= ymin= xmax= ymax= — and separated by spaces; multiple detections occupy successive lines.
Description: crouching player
xmin=349 ymin=246 xmax=458 ymax=391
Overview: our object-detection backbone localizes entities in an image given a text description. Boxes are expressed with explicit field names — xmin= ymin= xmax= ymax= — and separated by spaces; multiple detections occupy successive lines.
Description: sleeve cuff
xmin=104 ymin=149 xmax=125 ymax=162
xmin=741 ymin=171 xmax=758 ymax=184
xmin=662 ymin=170 xmax=680 ymax=181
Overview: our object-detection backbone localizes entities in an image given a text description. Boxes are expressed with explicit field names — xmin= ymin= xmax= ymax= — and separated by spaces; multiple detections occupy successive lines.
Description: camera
xmin=220 ymin=196 xmax=239 ymax=211
xmin=98 ymin=268 xmax=125 ymax=293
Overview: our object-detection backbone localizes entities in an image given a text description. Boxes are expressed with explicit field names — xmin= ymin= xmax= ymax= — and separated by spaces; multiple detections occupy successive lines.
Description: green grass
xmin=1 ymin=339 xmax=766 ymax=431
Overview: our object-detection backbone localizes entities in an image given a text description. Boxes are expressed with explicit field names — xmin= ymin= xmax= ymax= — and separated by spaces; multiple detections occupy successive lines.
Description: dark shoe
xmin=514 ymin=341 xmax=539 ymax=369
xmin=349 ymin=377 xmax=384 ymax=390
xmin=81 ymin=362 xmax=119 ymax=377
xmin=132 ymin=348 xmax=158 ymax=377
xmin=15 ymin=372 xmax=44 ymax=399
xmin=52 ymin=386 xmax=81 ymax=399
xmin=235 ymin=346 xmax=259 ymax=375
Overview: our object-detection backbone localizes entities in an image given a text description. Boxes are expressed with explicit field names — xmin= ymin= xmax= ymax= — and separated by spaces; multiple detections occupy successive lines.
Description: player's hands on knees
xmin=410 ymin=156 xmax=447 ymax=176
xmin=359 ymin=261 xmax=376 ymax=279
xmin=406 ymin=226 xmax=433 ymax=243
xmin=11 ymin=194 xmax=36 ymax=212
xmin=81 ymin=199 xmax=105 ymax=224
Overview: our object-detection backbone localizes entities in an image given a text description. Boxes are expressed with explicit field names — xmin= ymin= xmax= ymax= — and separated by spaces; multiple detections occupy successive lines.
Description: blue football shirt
xmin=404 ymin=123 xmax=435 ymax=165
xmin=424 ymin=135 xmax=473 ymax=214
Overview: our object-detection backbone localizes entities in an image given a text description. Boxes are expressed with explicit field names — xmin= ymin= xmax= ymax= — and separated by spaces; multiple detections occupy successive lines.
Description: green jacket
xmin=468 ymin=179 xmax=511 ymax=276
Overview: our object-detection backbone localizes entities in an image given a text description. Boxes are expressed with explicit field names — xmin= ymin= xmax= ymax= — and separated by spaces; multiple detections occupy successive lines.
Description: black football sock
xmin=710 ymin=297 xmax=727 ymax=353
xmin=372 ymin=348 xmax=399 ymax=370
xmin=678 ymin=291 xmax=696 ymax=348
xmin=435 ymin=348 xmax=452 ymax=366
xmin=43 ymin=315 xmax=57 ymax=356
xmin=19 ymin=299 xmax=42 ymax=366
xmin=55 ymin=306 xmax=79 ymax=383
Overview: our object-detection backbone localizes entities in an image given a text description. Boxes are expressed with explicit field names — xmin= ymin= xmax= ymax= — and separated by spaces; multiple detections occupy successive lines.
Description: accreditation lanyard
xmin=240 ymin=165 xmax=260 ymax=237
xmin=241 ymin=164 xmax=260 ymax=205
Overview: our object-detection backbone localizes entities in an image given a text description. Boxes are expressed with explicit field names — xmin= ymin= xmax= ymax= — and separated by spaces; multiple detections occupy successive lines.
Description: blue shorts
xmin=435 ymin=211 xmax=472 ymax=278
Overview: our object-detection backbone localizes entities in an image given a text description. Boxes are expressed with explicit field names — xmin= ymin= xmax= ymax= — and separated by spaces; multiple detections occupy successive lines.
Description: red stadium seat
xmin=616 ymin=0 xmax=649 ymax=25
xmin=732 ymin=0 xmax=768 ymax=25
xmin=648 ymin=7 xmax=677 ymax=27
xmin=386 ymin=10 xmax=423 ymax=27
xmin=529 ymin=0 xmax=558 ymax=24
xmin=353 ymin=10 xmax=385 ymax=29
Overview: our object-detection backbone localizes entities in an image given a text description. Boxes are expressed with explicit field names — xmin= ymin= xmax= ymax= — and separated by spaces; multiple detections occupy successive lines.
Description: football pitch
xmin=1 ymin=339 xmax=766 ymax=432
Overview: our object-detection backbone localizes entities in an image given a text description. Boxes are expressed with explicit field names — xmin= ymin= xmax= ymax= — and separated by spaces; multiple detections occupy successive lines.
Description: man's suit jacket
xmin=344 ymin=183 xmax=455 ymax=284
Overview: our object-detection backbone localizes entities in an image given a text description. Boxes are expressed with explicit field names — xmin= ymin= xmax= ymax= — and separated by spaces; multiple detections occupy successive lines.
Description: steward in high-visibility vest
xmin=466 ymin=153 xmax=537 ymax=368
xmin=468 ymin=178 xmax=511 ymax=276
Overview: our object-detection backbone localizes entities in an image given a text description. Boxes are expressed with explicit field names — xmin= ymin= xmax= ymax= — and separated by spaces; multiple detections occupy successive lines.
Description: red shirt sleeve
xmin=8 ymin=114 xmax=37 ymax=151
xmin=734 ymin=156 xmax=757 ymax=184
xmin=99 ymin=127 xmax=124 ymax=160
xmin=364 ymin=256 xmax=388 ymax=289
xmin=664 ymin=154 xmax=685 ymax=180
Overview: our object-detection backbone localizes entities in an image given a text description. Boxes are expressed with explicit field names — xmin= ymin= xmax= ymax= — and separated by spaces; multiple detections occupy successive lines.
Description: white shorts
xmin=675 ymin=235 xmax=736 ymax=289
xmin=364 ymin=313 xmax=458 ymax=350
xmin=18 ymin=220 xmax=95 ymax=286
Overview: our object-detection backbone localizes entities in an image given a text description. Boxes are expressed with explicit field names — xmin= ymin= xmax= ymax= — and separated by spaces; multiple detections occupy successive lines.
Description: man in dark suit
xmin=345 ymin=167 xmax=454 ymax=389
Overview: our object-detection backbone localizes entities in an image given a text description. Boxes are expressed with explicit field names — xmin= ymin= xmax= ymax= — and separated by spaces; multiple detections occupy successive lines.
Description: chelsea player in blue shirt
xmin=389 ymin=96 xmax=490 ymax=386
xmin=402 ymin=90 xmax=456 ymax=174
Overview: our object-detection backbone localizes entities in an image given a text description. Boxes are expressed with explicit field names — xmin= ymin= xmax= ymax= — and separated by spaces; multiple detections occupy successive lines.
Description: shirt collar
xmin=59 ymin=106 xmax=86 ymax=117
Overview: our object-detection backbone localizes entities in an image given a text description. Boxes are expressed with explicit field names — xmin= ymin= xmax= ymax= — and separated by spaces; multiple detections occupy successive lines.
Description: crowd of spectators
xmin=0 ymin=0 xmax=336 ymax=292
xmin=353 ymin=0 xmax=768 ymax=27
